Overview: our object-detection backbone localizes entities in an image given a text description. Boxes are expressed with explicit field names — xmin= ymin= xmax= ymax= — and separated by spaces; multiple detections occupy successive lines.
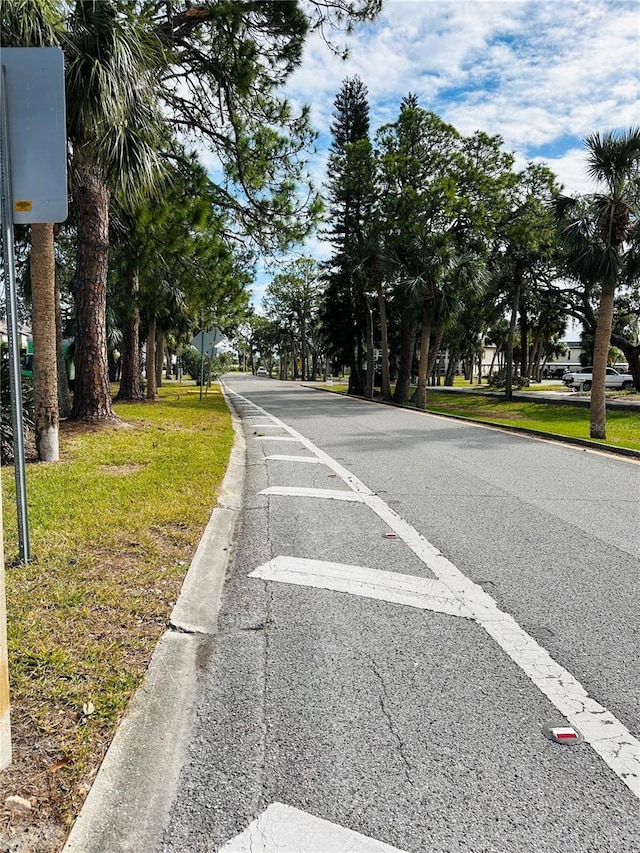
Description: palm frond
xmin=584 ymin=128 xmax=640 ymax=190
xmin=0 ymin=0 xmax=62 ymax=46
xmin=64 ymin=0 xmax=168 ymax=202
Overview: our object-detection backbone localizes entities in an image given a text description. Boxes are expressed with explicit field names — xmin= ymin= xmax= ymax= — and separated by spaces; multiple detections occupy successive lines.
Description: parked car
xmin=256 ymin=366 xmax=268 ymax=376
xmin=563 ymin=366 xmax=634 ymax=391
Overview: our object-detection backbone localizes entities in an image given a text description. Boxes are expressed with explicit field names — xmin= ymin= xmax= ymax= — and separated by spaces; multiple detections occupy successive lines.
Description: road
xmin=160 ymin=375 xmax=640 ymax=852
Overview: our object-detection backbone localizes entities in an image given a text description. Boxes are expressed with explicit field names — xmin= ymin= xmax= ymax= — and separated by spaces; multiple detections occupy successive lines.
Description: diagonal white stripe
xmin=218 ymin=802 xmax=409 ymax=853
xmin=249 ymin=556 xmax=471 ymax=619
xmin=260 ymin=487 xmax=367 ymax=502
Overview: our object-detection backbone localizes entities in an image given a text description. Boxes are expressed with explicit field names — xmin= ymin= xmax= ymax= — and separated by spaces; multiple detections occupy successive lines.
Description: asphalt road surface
xmin=160 ymin=375 xmax=640 ymax=853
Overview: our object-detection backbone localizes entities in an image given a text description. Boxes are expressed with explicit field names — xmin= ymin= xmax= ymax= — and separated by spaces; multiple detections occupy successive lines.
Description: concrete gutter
xmin=63 ymin=385 xmax=246 ymax=853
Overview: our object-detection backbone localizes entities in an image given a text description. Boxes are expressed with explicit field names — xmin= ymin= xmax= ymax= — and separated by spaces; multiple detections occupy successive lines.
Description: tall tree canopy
xmin=555 ymin=128 xmax=640 ymax=438
xmin=2 ymin=0 xmax=382 ymax=421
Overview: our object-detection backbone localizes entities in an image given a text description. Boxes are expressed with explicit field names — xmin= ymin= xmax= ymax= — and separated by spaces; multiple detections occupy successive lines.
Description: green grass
xmin=423 ymin=391 xmax=640 ymax=451
xmin=1 ymin=384 xmax=233 ymax=824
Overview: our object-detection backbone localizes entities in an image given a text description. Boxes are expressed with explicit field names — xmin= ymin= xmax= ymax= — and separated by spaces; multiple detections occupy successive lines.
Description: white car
xmin=256 ymin=366 xmax=268 ymax=376
xmin=563 ymin=366 xmax=634 ymax=391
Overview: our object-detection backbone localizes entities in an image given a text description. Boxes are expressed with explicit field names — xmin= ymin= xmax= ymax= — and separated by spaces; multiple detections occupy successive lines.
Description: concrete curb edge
xmin=63 ymin=383 xmax=246 ymax=852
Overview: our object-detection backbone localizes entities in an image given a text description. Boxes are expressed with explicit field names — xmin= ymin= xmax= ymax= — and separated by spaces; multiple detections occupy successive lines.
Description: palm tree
xmin=64 ymin=0 xmax=167 ymax=420
xmin=402 ymin=235 xmax=486 ymax=410
xmin=556 ymin=129 xmax=640 ymax=439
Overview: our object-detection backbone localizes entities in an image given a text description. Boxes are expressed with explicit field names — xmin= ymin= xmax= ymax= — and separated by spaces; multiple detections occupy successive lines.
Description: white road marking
xmin=218 ymin=802 xmax=408 ymax=853
xmin=229 ymin=388 xmax=372 ymax=494
xmin=260 ymin=486 xmax=368 ymax=502
xmin=250 ymin=556 xmax=471 ymax=618
xmin=265 ymin=455 xmax=323 ymax=464
xmin=225 ymin=387 xmax=640 ymax=802
xmin=253 ymin=436 xmax=299 ymax=442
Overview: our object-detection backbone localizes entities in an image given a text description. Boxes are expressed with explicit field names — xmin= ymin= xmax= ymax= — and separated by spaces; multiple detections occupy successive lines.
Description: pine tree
xmin=322 ymin=76 xmax=372 ymax=394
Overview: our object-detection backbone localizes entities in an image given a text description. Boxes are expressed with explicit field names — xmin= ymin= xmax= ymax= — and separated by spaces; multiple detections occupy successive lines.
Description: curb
xmin=63 ymin=385 xmax=246 ymax=852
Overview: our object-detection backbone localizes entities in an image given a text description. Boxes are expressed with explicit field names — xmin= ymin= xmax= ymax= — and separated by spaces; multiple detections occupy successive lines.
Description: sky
xmin=250 ymin=0 xmax=639 ymax=306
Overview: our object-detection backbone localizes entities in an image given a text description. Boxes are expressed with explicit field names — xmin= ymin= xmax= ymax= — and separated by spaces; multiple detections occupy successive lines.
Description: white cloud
xmin=241 ymin=0 xmax=639 ymax=296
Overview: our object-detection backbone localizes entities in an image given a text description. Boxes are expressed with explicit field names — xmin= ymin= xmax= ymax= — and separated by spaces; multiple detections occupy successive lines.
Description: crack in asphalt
xmin=367 ymin=654 xmax=414 ymax=786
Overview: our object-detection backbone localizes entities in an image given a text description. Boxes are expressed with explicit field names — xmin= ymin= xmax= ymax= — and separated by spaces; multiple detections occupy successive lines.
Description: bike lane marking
xmin=219 ymin=802 xmax=408 ymax=853
xmin=226 ymin=388 xmax=640 ymax=801
xmin=250 ymin=555 xmax=471 ymax=619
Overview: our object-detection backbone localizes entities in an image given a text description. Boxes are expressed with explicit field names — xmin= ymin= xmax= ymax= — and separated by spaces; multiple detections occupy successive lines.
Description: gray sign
xmin=1 ymin=47 xmax=67 ymax=224
xmin=191 ymin=327 xmax=224 ymax=353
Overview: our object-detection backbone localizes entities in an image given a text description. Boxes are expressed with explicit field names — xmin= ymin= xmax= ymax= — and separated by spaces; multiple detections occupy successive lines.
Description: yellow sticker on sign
xmin=15 ymin=201 xmax=33 ymax=212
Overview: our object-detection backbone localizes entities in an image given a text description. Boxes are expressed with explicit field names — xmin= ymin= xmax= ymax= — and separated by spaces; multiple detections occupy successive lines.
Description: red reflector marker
xmin=552 ymin=727 xmax=579 ymax=741
xmin=543 ymin=722 xmax=584 ymax=744
xmin=384 ymin=533 xmax=397 ymax=539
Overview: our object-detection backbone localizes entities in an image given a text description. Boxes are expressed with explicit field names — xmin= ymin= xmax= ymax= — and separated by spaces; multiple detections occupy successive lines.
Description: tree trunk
xmin=488 ymin=343 xmax=500 ymax=377
xmin=146 ymin=317 xmax=158 ymax=400
xmin=301 ymin=315 xmax=308 ymax=382
xmin=505 ymin=275 xmax=522 ymax=401
xmin=30 ymin=223 xmax=59 ymax=461
xmin=393 ymin=316 xmax=416 ymax=404
xmin=155 ymin=328 xmax=164 ymax=388
xmin=116 ymin=267 xmax=143 ymax=402
xmin=54 ymin=271 xmax=71 ymax=419
xmin=445 ymin=350 xmax=457 ymax=386
xmin=519 ymin=302 xmax=529 ymax=377
xmin=590 ymin=281 xmax=616 ymax=439
xmin=414 ymin=304 xmax=432 ymax=410
xmin=349 ymin=316 xmax=365 ymax=396
xmin=364 ymin=296 xmax=374 ymax=400
xmin=70 ymin=164 xmax=116 ymax=420
xmin=375 ymin=271 xmax=391 ymax=401
xmin=426 ymin=328 xmax=444 ymax=385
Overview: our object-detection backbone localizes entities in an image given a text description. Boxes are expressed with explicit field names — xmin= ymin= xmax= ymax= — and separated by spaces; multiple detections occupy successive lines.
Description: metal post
xmin=0 ymin=489 xmax=10 ymax=769
xmin=0 ymin=65 xmax=30 ymax=564
xmin=199 ymin=330 xmax=205 ymax=401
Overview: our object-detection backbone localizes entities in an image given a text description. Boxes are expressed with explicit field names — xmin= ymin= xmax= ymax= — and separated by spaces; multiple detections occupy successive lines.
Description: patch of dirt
xmin=59 ymin=418 xmax=142 ymax=440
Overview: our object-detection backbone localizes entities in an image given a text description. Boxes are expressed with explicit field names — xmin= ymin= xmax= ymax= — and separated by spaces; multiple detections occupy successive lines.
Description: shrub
xmin=179 ymin=347 xmax=210 ymax=384
xmin=1 ymin=352 xmax=36 ymax=463
xmin=486 ymin=368 xmax=530 ymax=390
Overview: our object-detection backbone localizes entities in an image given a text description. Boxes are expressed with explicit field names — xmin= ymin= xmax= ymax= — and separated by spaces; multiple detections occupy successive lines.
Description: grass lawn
xmin=1 ymin=383 xmax=233 ymax=844
xmin=422 ymin=391 xmax=640 ymax=452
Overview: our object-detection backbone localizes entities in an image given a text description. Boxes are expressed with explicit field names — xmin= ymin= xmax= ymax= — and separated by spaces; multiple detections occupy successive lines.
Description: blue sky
xmin=250 ymin=0 xmax=639 ymax=305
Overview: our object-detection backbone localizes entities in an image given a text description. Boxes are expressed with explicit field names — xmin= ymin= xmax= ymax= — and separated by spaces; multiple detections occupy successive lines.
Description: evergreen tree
xmin=322 ymin=76 xmax=372 ymax=394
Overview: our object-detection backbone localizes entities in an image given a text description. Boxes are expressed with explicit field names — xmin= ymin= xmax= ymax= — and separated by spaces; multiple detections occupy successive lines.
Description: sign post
xmin=191 ymin=327 xmax=224 ymax=401
xmin=0 ymin=64 xmax=30 ymax=564
xmin=0 ymin=46 xmax=68 ymax=770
